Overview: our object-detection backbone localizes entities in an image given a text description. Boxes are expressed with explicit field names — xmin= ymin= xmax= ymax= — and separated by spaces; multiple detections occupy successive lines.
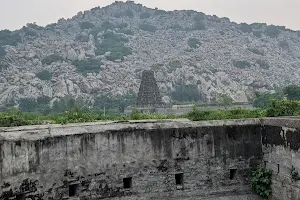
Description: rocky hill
xmin=1 ymin=1 xmax=300 ymax=107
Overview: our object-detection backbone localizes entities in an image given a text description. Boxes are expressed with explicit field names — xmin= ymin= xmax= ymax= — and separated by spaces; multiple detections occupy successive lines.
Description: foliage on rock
xmin=266 ymin=100 xmax=300 ymax=117
xmin=80 ymin=21 xmax=95 ymax=30
xmin=95 ymin=32 xmax=132 ymax=61
xmin=188 ymin=38 xmax=201 ymax=49
xmin=251 ymin=166 xmax=273 ymax=200
xmin=290 ymin=166 xmax=300 ymax=182
xmin=139 ymin=23 xmax=157 ymax=32
xmin=233 ymin=60 xmax=251 ymax=68
xmin=36 ymin=70 xmax=52 ymax=81
xmin=42 ymin=54 xmax=65 ymax=65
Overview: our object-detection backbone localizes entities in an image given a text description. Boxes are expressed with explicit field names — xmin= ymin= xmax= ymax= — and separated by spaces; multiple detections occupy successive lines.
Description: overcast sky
xmin=1 ymin=0 xmax=299 ymax=31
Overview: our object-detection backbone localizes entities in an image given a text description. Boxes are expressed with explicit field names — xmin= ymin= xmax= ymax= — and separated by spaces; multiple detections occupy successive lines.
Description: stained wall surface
xmin=262 ymin=118 xmax=300 ymax=200
xmin=0 ymin=119 xmax=262 ymax=200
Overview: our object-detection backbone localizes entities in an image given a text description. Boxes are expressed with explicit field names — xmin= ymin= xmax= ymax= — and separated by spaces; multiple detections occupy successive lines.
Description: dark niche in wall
xmin=69 ymin=184 xmax=79 ymax=197
xmin=16 ymin=194 xmax=25 ymax=200
xmin=230 ymin=169 xmax=237 ymax=180
xmin=175 ymin=173 xmax=184 ymax=189
xmin=123 ymin=177 xmax=132 ymax=189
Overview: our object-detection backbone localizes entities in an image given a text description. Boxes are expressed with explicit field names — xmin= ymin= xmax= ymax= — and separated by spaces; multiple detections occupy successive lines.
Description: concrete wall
xmin=262 ymin=118 xmax=300 ymax=200
xmin=0 ymin=119 xmax=262 ymax=200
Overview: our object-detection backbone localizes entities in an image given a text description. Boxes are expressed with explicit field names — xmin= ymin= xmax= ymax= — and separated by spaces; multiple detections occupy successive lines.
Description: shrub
xmin=75 ymin=34 xmax=89 ymax=42
xmin=188 ymin=38 xmax=201 ymax=49
xmin=193 ymin=21 xmax=206 ymax=31
xmin=72 ymin=59 xmax=102 ymax=74
xmin=125 ymin=9 xmax=134 ymax=18
xmin=37 ymin=96 xmax=51 ymax=105
xmin=251 ymin=166 xmax=273 ymax=199
xmin=283 ymin=85 xmax=300 ymax=100
xmin=187 ymin=107 xmax=266 ymax=121
xmin=42 ymin=54 xmax=64 ymax=65
xmin=0 ymin=29 xmax=21 ymax=46
xmin=217 ymin=94 xmax=233 ymax=106
xmin=239 ymin=23 xmax=252 ymax=33
xmin=253 ymin=31 xmax=262 ymax=38
xmin=256 ymin=59 xmax=270 ymax=69
xmin=169 ymin=60 xmax=182 ymax=69
xmin=0 ymin=62 xmax=8 ymax=71
xmin=19 ymin=98 xmax=39 ymax=112
xmin=139 ymin=23 xmax=157 ymax=32
xmin=119 ymin=29 xmax=134 ymax=35
xmin=23 ymin=28 xmax=38 ymax=37
xmin=194 ymin=13 xmax=205 ymax=21
xmin=233 ymin=60 xmax=251 ymax=69
xmin=116 ymin=23 xmax=128 ymax=29
xmin=114 ymin=10 xmax=134 ymax=18
xmin=154 ymin=9 xmax=167 ymax=16
xmin=168 ymin=24 xmax=183 ymax=30
xmin=80 ymin=21 xmax=95 ymax=30
xmin=248 ymin=48 xmax=264 ymax=56
xmin=101 ymin=21 xmax=114 ymax=31
xmin=0 ymin=112 xmax=32 ymax=127
xmin=291 ymin=166 xmax=300 ymax=182
xmin=279 ymin=40 xmax=289 ymax=49
xmin=140 ymin=12 xmax=151 ymax=19
xmin=253 ymin=92 xmax=283 ymax=108
xmin=36 ymin=70 xmax=52 ymax=81
xmin=89 ymin=27 xmax=102 ymax=39
xmin=0 ymin=46 xmax=6 ymax=58
xmin=95 ymin=32 xmax=132 ymax=61
xmin=264 ymin=25 xmax=280 ymax=38
xmin=266 ymin=100 xmax=300 ymax=117
xmin=94 ymin=92 xmax=137 ymax=113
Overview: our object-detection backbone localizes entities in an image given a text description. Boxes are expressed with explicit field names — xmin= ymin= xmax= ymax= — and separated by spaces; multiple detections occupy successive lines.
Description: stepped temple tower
xmin=136 ymin=70 xmax=164 ymax=107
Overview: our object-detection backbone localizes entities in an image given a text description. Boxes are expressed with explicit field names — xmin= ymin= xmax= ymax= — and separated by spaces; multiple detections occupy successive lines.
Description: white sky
xmin=1 ymin=0 xmax=299 ymax=31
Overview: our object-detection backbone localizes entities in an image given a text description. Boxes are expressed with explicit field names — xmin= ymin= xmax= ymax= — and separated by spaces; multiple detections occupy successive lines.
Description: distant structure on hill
xmin=136 ymin=70 xmax=164 ymax=108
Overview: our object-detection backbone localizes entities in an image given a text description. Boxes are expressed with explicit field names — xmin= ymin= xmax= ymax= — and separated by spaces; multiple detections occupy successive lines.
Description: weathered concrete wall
xmin=0 ymin=119 xmax=262 ymax=200
xmin=262 ymin=118 xmax=300 ymax=200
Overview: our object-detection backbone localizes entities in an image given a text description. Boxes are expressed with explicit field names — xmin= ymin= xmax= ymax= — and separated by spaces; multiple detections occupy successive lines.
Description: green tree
xmin=188 ymin=38 xmax=201 ymax=49
xmin=52 ymin=96 xmax=84 ymax=114
xmin=72 ymin=59 xmax=102 ymax=75
xmin=266 ymin=100 xmax=300 ymax=117
xmin=80 ymin=21 xmax=95 ymax=30
xmin=42 ymin=54 xmax=64 ymax=65
xmin=217 ymin=94 xmax=233 ymax=106
xmin=239 ymin=23 xmax=252 ymax=33
xmin=36 ymin=70 xmax=52 ymax=81
xmin=0 ymin=29 xmax=21 ymax=46
xmin=172 ymin=83 xmax=202 ymax=102
xmin=264 ymin=25 xmax=280 ymax=38
xmin=193 ymin=21 xmax=206 ymax=30
xmin=283 ymin=85 xmax=300 ymax=100
xmin=233 ymin=60 xmax=251 ymax=69
xmin=19 ymin=98 xmax=38 ymax=112
xmin=140 ymin=12 xmax=151 ymax=19
xmin=253 ymin=92 xmax=282 ymax=108
xmin=0 ymin=46 xmax=6 ymax=58
xmin=139 ymin=23 xmax=157 ymax=32
xmin=95 ymin=32 xmax=132 ymax=61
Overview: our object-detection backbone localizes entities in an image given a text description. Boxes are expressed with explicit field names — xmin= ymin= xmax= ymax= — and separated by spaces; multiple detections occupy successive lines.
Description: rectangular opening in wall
xmin=230 ymin=169 xmax=237 ymax=180
xmin=16 ymin=194 xmax=25 ymax=200
xmin=123 ymin=177 xmax=132 ymax=189
xmin=175 ymin=173 xmax=184 ymax=185
xmin=69 ymin=184 xmax=79 ymax=197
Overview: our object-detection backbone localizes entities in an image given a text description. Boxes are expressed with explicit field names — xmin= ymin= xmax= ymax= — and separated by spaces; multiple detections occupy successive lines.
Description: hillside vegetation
xmin=0 ymin=1 xmax=300 ymax=110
